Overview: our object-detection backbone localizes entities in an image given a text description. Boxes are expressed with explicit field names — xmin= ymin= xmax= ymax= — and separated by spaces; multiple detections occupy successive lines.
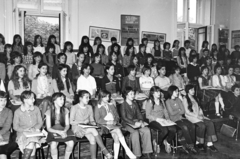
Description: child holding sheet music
xmin=146 ymin=86 xmax=176 ymax=154
xmin=120 ymin=87 xmax=153 ymax=159
xmin=45 ymin=92 xmax=75 ymax=159
xmin=13 ymin=91 xmax=43 ymax=159
xmin=70 ymin=90 xmax=113 ymax=159
xmin=94 ymin=90 xmax=136 ymax=159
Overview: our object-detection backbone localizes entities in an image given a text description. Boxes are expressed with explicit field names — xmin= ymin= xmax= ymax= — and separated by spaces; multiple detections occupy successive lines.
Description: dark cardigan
xmin=101 ymin=75 xmax=120 ymax=94
xmin=187 ymin=63 xmax=200 ymax=83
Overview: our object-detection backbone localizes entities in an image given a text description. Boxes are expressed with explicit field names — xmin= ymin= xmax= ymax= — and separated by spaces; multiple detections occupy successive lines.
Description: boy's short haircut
xmin=111 ymin=37 xmax=117 ymax=42
xmin=231 ymin=84 xmax=240 ymax=92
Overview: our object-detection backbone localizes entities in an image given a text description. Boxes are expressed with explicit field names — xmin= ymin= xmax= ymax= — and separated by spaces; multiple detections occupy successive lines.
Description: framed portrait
xmin=231 ymin=30 xmax=240 ymax=48
xmin=89 ymin=26 xmax=121 ymax=42
xmin=141 ymin=31 xmax=166 ymax=43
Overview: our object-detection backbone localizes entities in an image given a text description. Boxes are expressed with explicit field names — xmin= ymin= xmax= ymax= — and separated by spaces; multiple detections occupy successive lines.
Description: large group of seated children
xmin=0 ymin=33 xmax=240 ymax=159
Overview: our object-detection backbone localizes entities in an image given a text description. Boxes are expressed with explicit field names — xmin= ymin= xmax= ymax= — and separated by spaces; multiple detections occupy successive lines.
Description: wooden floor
xmin=9 ymin=111 xmax=240 ymax=159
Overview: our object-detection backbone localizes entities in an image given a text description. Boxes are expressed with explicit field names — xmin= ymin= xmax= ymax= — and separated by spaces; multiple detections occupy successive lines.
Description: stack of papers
xmin=102 ymin=124 xmax=122 ymax=130
xmin=78 ymin=124 xmax=98 ymax=128
xmin=157 ymin=120 xmax=176 ymax=127
xmin=23 ymin=131 xmax=44 ymax=137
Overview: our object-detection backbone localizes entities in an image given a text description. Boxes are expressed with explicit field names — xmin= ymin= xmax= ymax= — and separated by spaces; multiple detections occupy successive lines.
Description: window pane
xmin=189 ymin=0 xmax=197 ymax=23
xmin=177 ymin=0 xmax=184 ymax=22
xmin=43 ymin=0 xmax=62 ymax=11
xmin=17 ymin=0 xmax=39 ymax=10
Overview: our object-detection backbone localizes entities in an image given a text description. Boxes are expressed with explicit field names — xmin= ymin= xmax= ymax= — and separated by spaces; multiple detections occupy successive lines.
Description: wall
xmin=68 ymin=0 xmax=177 ymax=51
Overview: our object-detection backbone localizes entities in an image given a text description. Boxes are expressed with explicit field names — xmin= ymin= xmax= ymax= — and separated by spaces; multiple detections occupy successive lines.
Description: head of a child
xmin=11 ymin=51 xmax=22 ymax=64
xmin=97 ymin=44 xmax=105 ymax=54
xmin=142 ymin=66 xmax=151 ymax=77
xmin=46 ymin=43 xmax=55 ymax=54
xmin=93 ymin=53 xmax=101 ymax=64
xmin=212 ymin=43 xmax=217 ymax=50
xmin=141 ymin=38 xmax=148 ymax=46
xmin=163 ymin=42 xmax=170 ymax=50
xmin=174 ymin=66 xmax=181 ymax=75
xmin=228 ymin=66 xmax=234 ymax=75
xmin=235 ymin=66 xmax=240 ymax=74
xmin=111 ymin=37 xmax=117 ymax=45
xmin=185 ymin=84 xmax=195 ymax=96
xmin=77 ymin=52 xmax=85 ymax=63
xmin=110 ymin=52 xmax=118 ymax=62
xmin=178 ymin=47 xmax=186 ymax=57
xmin=4 ymin=44 xmax=12 ymax=53
xmin=126 ymin=38 xmax=134 ymax=46
xmin=232 ymin=84 xmax=240 ymax=97
xmin=201 ymin=66 xmax=209 ymax=76
xmin=38 ymin=63 xmax=48 ymax=76
xmin=83 ymin=45 xmax=89 ymax=53
xmin=52 ymin=92 xmax=65 ymax=108
xmin=146 ymin=54 xmax=153 ymax=65
xmin=34 ymin=35 xmax=43 ymax=46
xmin=0 ymin=91 xmax=7 ymax=111
xmin=168 ymin=85 xmax=179 ymax=99
xmin=189 ymin=54 xmax=198 ymax=64
xmin=123 ymin=86 xmax=135 ymax=101
xmin=77 ymin=90 xmax=90 ymax=105
xmin=81 ymin=64 xmax=91 ymax=76
xmin=58 ymin=64 xmax=68 ymax=78
xmin=128 ymin=65 xmax=136 ymax=76
xmin=131 ymin=55 xmax=139 ymax=65
xmin=173 ymin=40 xmax=180 ymax=48
xmin=202 ymin=41 xmax=209 ymax=49
xmin=139 ymin=44 xmax=146 ymax=53
xmin=57 ymin=53 xmax=67 ymax=64
xmin=112 ymin=43 xmax=120 ymax=53
xmin=205 ymin=56 xmax=212 ymax=66
xmin=33 ymin=52 xmax=43 ymax=65
xmin=94 ymin=37 xmax=102 ymax=46
xmin=184 ymin=40 xmax=190 ymax=48
xmin=23 ymin=41 xmax=33 ymax=55
xmin=12 ymin=65 xmax=26 ymax=79
xmin=98 ymin=90 xmax=110 ymax=104
xmin=157 ymin=64 xmax=166 ymax=76
xmin=63 ymin=41 xmax=73 ymax=53
xmin=203 ymin=49 xmax=209 ymax=57
xmin=20 ymin=90 xmax=35 ymax=106
xmin=218 ymin=59 xmax=224 ymax=66
xmin=235 ymin=45 xmax=240 ymax=51
xmin=214 ymin=65 xmax=222 ymax=75
xmin=226 ymin=58 xmax=232 ymax=65
xmin=149 ymin=86 xmax=162 ymax=100
xmin=105 ymin=64 xmax=115 ymax=76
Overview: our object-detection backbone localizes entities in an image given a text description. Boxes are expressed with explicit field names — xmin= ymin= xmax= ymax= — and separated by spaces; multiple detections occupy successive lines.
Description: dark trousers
xmin=176 ymin=119 xmax=196 ymax=146
xmin=149 ymin=121 xmax=177 ymax=144
xmin=195 ymin=119 xmax=217 ymax=143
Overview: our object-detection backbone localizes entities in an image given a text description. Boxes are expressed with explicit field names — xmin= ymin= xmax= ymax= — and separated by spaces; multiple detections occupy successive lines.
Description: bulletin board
xmin=121 ymin=15 xmax=140 ymax=46
xmin=231 ymin=30 xmax=240 ymax=48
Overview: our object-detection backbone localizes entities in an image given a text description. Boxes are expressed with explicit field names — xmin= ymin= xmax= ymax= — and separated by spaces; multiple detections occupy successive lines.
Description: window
xmin=189 ymin=0 xmax=197 ymax=23
xmin=177 ymin=0 xmax=184 ymax=22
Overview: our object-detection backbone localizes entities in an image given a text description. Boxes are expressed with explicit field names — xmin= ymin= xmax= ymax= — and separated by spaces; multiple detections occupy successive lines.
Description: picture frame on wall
xmin=141 ymin=31 xmax=166 ymax=43
xmin=231 ymin=30 xmax=240 ymax=48
xmin=89 ymin=26 xmax=121 ymax=42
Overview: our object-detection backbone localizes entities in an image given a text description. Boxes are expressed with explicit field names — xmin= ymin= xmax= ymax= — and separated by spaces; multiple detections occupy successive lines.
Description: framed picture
xmin=141 ymin=31 xmax=166 ymax=43
xmin=121 ymin=15 xmax=140 ymax=45
xmin=231 ymin=30 xmax=240 ymax=48
xmin=89 ymin=26 xmax=120 ymax=42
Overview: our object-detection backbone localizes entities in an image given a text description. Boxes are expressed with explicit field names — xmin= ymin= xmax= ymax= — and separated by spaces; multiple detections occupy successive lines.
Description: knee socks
xmin=119 ymin=137 xmax=136 ymax=158
xmin=215 ymin=102 xmax=220 ymax=114
xmin=65 ymin=146 xmax=73 ymax=159
xmin=51 ymin=148 xmax=58 ymax=159
xmin=89 ymin=144 xmax=97 ymax=159
xmin=113 ymin=143 xmax=120 ymax=159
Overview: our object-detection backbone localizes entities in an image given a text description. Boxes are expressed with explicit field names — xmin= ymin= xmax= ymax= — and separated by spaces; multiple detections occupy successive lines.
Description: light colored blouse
xmin=169 ymin=74 xmax=184 ymax=90
xmin=211 ymin=74 xmax=226 ymax=88
xmin=52 ymin=79 xmax=74 ymax=98
xmin=65 ymin=52 xmax=76 ymax=68
xmin=77 ymin=75 xmax=97 ymax=96
xmin=155 ymin=76 xmax=171 ymax=90
xmin=139 ymin=75 xmax=154 ymax=91
xmin=8 ymin=80 xmax=30 ymax=96
xmin=28 ymin=64 xmax=39 ymax=81
xmin=33 ymin=45 xmax=45 ymax=54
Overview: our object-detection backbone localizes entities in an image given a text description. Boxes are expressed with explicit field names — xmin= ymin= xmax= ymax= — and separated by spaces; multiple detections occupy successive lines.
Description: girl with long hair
xmin=12 ymin=34 xmax=23 ymax=54
xmin=8 ymin=65 xmax=30 ymax=112
xmin=33 ymin=35 xmax=45 ymax=54
xmin=47 ymin=35 xmax=60 ymax=54
xmin=91 ymin=53 xmax=105 ymax=89
xmin=63 ymin=41 xmax=76 ymax=68
xmin=22 ymin=41 xmax=34 ymax=69
xmin=151 ymin=40 xmax=162 ymax=59
xmin=177 ymin=47 xmax=188 ymax=74
xmin=123 ymin=38 xmax=137 ymax=55
xmin=183 ymin=84 xmax=218 ymax=152
xmin=172 ymin=40 xmax=180 ymax=59
xmin=92 ymin=37 xmax=102 ymax=53
xmin=123 ymin=46 xmax=134 ymax=75
xmin=96 ymin=44 xmax=108 ymax=65
xmin=110 ymin=43 xmax=123 ymax=64
xmin=78 ymin=36 xmax=93 ymax=55
xmin=70 ymin=90 xmax=113 ymax=159
xmin=0 ymin=34 xmax=5 ymax=52
xmin=28 ymin=52 xmax=43 ymax=81
xmin=7 ymin=51 xmax=25 ymax=79
xmin=43 ymin=43 xmax=57 ymax=75
xmin=146 ymin=86 xmax=177 ymax=153
xmin=45 ymin=92 xmax=75 ymax=159
xmin=95 ymin=90 xmax=136 ymax=159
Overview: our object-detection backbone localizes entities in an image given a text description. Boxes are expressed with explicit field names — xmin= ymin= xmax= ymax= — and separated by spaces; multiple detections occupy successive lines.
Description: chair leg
xmin=101 ymin=137 xmax=106 ymax=159
xmin=46 ymin=145 xmax=50 ymax=159
xmin=41 ymin=147 xmax=45 ymax=159
xmin=19 ymin=150 xmax=22 ymax=159
xmin=78 ymin=142 xmax=80 ymax=159
xmin=236 ymin=120 xmax=239 ymax=141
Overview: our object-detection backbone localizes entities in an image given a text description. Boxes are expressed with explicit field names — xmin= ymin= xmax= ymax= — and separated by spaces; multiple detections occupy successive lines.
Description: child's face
xmin=107 ymin=66 xmax=115 ymax=75
xmin=0 ymin=97 xmax=7 ymax=110
xmin=228 ymin=68 xmax=234 ymax=75
xmin=173 ymin=89 xmax=179 ymax=98
xmin=27 ymin=45 xmax=33 ymax=52
xmin=153 ymin=90 xmax=161 ymax=99
xmin=213 ymin=50 xmax=218 ymax=56
xmin=189 ymin=88 xmax=195 ymax=96
xmin=166 ymin=44 xmax=170 ymax=50
xmin=96 ymin=39 xmax=101 ymax=45
xmin=60 ymin=68 xmax=67 ymax=77
xmin=147 ymin=57 xmax=153 ymax=64
xmin=127 ymin=91 xmax=135 ymax=101
xmin=78 ymin=54 xmax=85 ymax=63
xmin=95 ymin=56 xmax=101 ymax=63
xmin=83 ymin=38 xmax=88 ymax=43
xmin=193 ymin=58 xmax=197 ymax=63
xmin=175 ymin=41 xmax=179 ymax=47
xmin=206 ymin=59 xmax=211 ymax=65
xmin=14 ymin=57 xmax=21 ymax=64
xmin=181 ymin=50 xmax=185 ymax=56
xmin=235 ymin=68 xmax=240 ymax=74
xmin=133 ymin=57 xmax=138 ymax=65
xmin=80 ymin=94 xmax=90 ymax=105
xmin=129 ymin=47 xmax=134 ymax=54
xmin=17 ymin=67 xmax=25 ymax=78
xmin=37 ymin=37 xmax=41 ymax=43
xmin=185 ymin=43 xmax=190 ymax=48
xmin=203 ymin=51 xmax=209 ymax=56
xmin=219 ymin=60 xmax=224 ymax=65
xmin=51 ymin=38 xmax=56 ymax=44
xmin=24 ymin=94 xmax=35 ymax=106
xmin=159 ymin=67 xmax=166 ymax=76
xmin=49 ymin=48 xmax=54 ymax=53
xmin=102 ymin=95 xmax=110 ymax=103
xmin=54 ymin=96 xmax=65 ymax=107
xmin=67 ymin=45 xmax=72 ymax=51
xmin=140 ymin=46 xmax=146 ymax=53
xmin=83 ymin=66 xmax=91 ymax=76
xmin=175 ymin=69 xmax=180 ymax=74
xmin=216 ymin=67 xmax=222 ymax=74
xmin=203 ymin=68 xmax=208 ymax=75
xmin=59 ymin=55 xmax=66 ymax=64
xmin=155 ymin=41 xmax=160 ymax=46
xmin=35 ymin=56 xmax=41 ymax=63
xmin=130 ymin=69 xmax=136 ymax=76
xmin=114 ymin=46 xmax=118 ymax=52
xmin=99 ymin=47 xmax=104 ymax=53
xmin=227 ymin=59 xmax=231 ymax=65
xmin=111 ymin=53 xmax=117 ymax=62
xmin=234 ymin=88 xmax=240 ymax=96
xmin=112 ymin=40 xmax=117 ymax=44
xmin=83 ymin=47 xmax=88 ymax=53
xmin=39 ymin=66 xmax=48 ymax=75
xmin=143 ymin=40 xmax=148 ymax=45
xmin=144 ymin=70 xmax=151 ymax=76
xmin=128 ymin=40 xmax=133 ymax=45
xmin=6 ymin=47 xmax=12 ymax=53
xmin=15 ymin=37 xmax=20 ymax=43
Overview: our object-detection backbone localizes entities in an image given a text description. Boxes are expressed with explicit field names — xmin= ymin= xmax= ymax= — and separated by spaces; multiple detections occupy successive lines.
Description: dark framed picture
xmin=89 ymin=26 xmax=121 ymax=42
xmin=142 ymin=31 xmax=166 ymax=43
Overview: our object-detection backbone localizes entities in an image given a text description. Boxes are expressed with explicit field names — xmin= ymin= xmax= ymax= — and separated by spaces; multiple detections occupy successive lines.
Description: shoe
xmin=215 ymin=113 xmax=221 ymax=117
xmin=188 ymin=146 xmax=198 ymax=154
xmin=196 ymin=144 xmax=204 ymax=151
xmin=163 ymin=139 xmax=171 ymax=153
xmin=207 ymin=145 xmax=218 ymax=152
xmin=104 ymin=153 xmax=113 ymax=159
xmin=181 ymin=146 xmax=189 ymax=154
